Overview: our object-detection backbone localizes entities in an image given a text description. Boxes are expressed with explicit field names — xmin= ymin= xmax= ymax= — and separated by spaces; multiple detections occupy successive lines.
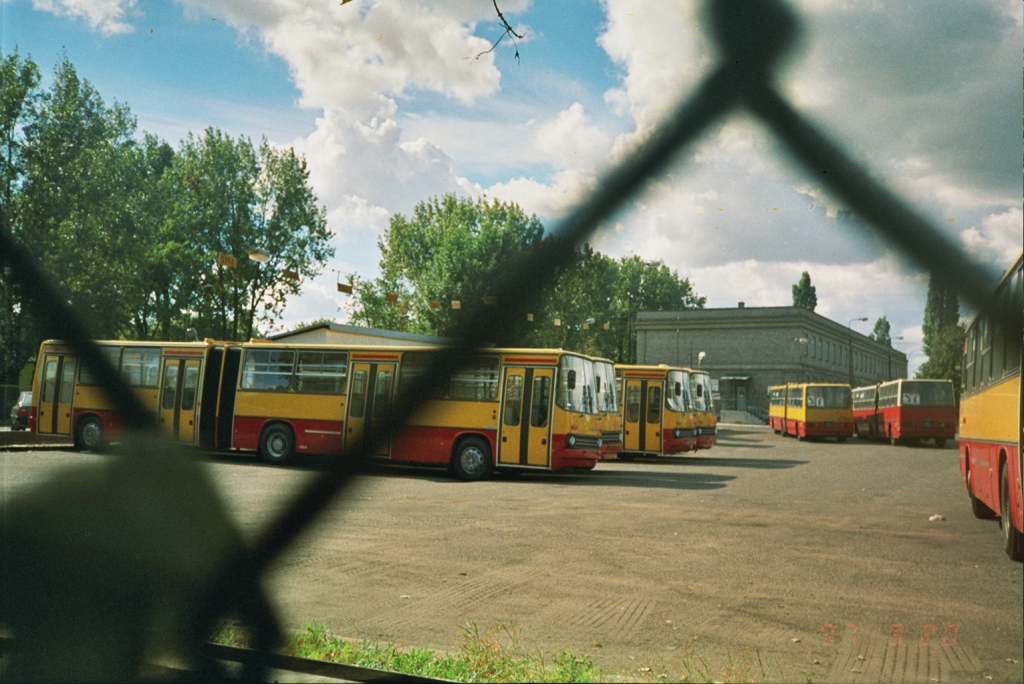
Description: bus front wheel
xmin=1000 ymin=464 xmax=1023 ymax=561
xmin=75 ymin=416 xmax=106 ymax=452
xmin=452 ymin=437 xmax=493 ymax=481
xmin=260 ymin=424 xmax=295 ymax=465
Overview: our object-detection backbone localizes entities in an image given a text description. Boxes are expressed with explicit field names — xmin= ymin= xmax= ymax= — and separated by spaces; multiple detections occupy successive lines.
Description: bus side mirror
xmin=567 ymin=370 xmax=576 ymax=391
xmin=696 ymin=385 xmax=703 ymax=397
xmin=675 ymin=382 xmax=682 ymax=396
xmin=595 ymin=376 xmax=601 ymax=393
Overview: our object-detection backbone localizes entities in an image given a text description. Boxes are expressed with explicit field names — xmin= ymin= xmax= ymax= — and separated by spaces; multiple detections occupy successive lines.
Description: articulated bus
xmin=593 ymin=357 xmax=622 ymax=459
xmin=690 ymin=370 xmax=717 ymax=450
xmin=958 ymin=253 xmax=1022 ymax=561
xmin=615 ymin=364 xmax=698 ymax=458
xmin=31 ymin=339 xmax=603 ymax=480
xmin=852 ymin=379 xmax=956 ymax=447
xmin=768 ymin=383 xmax=852 ymax=441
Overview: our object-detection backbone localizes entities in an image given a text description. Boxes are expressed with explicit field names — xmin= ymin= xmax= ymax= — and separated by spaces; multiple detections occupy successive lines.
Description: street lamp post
xmin=848 ymin=317 xmax=868 ymax=386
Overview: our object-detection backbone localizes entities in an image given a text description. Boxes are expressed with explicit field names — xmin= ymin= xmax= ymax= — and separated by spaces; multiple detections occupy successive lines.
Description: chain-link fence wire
xmin=0 ymin=0 xmax=1018 ymax=680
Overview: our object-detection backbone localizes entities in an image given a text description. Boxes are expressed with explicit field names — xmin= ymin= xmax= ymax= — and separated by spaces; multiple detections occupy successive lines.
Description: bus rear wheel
xmin=1000 ymin=464 xmax=1023 ymax=561
xmin=75 ymin=416 xmax=106 ymax=453
xmin=260 ymin=424 xmax=295 ymax=465
xmin=452 ymin=437 xmax=493 ymax=481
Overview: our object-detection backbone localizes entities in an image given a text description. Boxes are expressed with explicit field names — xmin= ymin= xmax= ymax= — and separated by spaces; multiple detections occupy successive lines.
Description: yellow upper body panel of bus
xmin=958 ymin=373 xmax=1020 ymax=443
xmin=782 ymin=383 xmax=852 ymax=423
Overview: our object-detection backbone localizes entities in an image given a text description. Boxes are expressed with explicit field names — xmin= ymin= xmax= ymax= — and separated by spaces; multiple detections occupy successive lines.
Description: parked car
xmin=9 ymin=391 xmax=31 ymax=430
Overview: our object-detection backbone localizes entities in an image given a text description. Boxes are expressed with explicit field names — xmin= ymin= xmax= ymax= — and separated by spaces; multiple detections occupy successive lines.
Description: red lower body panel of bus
xmin=232 ymin=416 xmax=344 ymax=455
xmin=662 ymin=429 xmax=697 ymax=454
xmin=959 ymin=439 xmax=1022 ymax=530
xmin=882 ymin=407 xmax=956 ymax=443
xmin=789 ymin=419 xmax=852 ymax=439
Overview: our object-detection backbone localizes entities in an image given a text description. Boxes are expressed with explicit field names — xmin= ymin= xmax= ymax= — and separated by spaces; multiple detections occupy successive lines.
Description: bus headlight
xmin=566 ymin=435 xmax=576 ymax=447
xmin=597 ymin=438 xmax=602 ymax=448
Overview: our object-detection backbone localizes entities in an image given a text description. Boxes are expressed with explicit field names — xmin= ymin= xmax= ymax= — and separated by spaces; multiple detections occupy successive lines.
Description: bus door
xmin=159 ymin=357 xmax=202 ymax=443
xmin=644 ymin=381 xmax=663 ymax=452
xmin=623 ymin=379 xmax=643 ymax=451
xmin=346 ymin=362 xmax=395 ymax=457
xmin=38 ymin=352 xmax=77 ymax=436
xmin=498 ymin=366 xmax=554 ymax=467
xmin=624 ymin=378 xmax=663 ymax=452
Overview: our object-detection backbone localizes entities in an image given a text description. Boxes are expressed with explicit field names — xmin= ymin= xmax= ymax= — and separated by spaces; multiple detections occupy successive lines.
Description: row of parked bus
xmin=768 ymin=379 xmax=957 ymax=447
xmin=29 ymin=340 xmax=716 ymax=480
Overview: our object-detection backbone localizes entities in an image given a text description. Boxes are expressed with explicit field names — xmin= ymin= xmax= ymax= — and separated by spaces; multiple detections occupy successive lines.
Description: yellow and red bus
xmin=768 ymin=382 xmax=852 ymax=441
xmin=32 ymin=339 xmax=214 ymax=451
xmin=690 ymin=369 xmax=717 ymax=450
xmin=958 ymin=253 xmax=1022 ymax=560
xmin=616 ymin=364 xmax=698 ymax=458
xmin=32 ymin=339 xmax=603 ymax=480
xmin=593 ymin=357 xmax=622 ymax=459
xmin=852 ymin=379 xmax=956 ymax=447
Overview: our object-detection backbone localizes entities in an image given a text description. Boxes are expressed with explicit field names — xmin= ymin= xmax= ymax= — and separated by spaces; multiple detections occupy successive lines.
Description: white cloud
xmin=292 ymin=107 xmax=470 ymax=221
xmin=180 ymin=0 xmax=511 ymax=117
xmin=959 ymin=207 xmax=1024 ymax=268
xmin=534 ymin=103 xmax=612 ymax=171
xmin=33 ymin=0 xmax=136 ymax=35
xmin=486 ymin=169 xmax=598 ymax=221
xmin=598 ymin=0 xmax=709 ymax=155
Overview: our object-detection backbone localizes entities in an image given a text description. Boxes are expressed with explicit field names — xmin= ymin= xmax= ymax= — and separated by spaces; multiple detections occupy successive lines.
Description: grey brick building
xmin=635 ymin=306 xmax=907 ymax=416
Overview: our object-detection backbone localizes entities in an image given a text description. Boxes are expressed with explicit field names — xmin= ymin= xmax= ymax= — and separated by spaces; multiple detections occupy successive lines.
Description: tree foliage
xmin=350 ymin=194 xmax=705 ymax=361
xmin=870 ymin=316 xmax=891 ymax=346
xmin=791 ymin=271 xmax=817 ymax=311
xmin=0 ymin=54 xmax=332 ymax=383
xmin=917 ymin=275 xmax=963 ymax=388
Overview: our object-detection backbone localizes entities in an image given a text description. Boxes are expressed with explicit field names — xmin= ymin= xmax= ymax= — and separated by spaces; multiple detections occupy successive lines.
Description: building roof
xmin=268 ymin=321 xmax=452 ymax=345
xmin=636 ymin=306 xmax=905 ymax=359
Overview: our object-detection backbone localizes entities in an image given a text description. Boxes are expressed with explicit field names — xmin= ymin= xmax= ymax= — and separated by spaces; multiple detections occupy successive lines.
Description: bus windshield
xmin=690 ymin=374 xmax=707 ymax=412
xmin=900 ymin=381 xmax=954 ymax=407
xmin=594 ymin=361 xmax=618 ymax=413
xmin=806 ymin=385 xmax=850 ymax=409
xmin=666 ymin=370 xmax=691 ymax=412
xmin=557 ymin=354 xmax=597 ymax=414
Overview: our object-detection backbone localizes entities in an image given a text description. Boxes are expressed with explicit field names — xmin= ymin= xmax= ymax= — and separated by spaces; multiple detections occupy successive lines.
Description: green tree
xmin=351 ymin=194 xmax=705 ymax=361
xmin=870 ymin=316 xmax=891 ymax=346
xmin=14 ymin=57 xmax=149 ymax=344
xmin=607 ymin=255 xmax=705 ymax=362
xmin=0 ymin=50 xmax=42 ymax=383
xmin=157 ymin=130 xmax=332 ymax=341
xmin=917 ymin=275 xmax=963 ymax=389
xmin=351 ymin=194 xmax=544 ymax=335
xmin=791 ymin=271 xmax=817 ymax=311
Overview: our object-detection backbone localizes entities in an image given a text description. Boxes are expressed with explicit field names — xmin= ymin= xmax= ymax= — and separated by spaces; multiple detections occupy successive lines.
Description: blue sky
xmin=4 ymin=0 xmax=1022 ymax=373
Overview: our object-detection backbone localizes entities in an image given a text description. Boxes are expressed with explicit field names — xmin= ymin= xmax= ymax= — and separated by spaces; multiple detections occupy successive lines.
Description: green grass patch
xmin=213 ymin=620 xmax=603 ymax=682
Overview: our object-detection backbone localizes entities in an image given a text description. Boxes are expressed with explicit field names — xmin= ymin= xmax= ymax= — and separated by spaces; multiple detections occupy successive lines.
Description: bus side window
xmin=59 ymin=361 xmax=76 ymax=404
xmin=531 ymin=375 xmax=550 ymax=428
xmin=503 ymin=375 xmax=523 ymax=426
xmin=162 ymin=364 xmax=179 ymax=410
xmin=647 ymin=385 xmax=662 ymax=424
xmin=372 ymin=370 xmax=393 ymax=419
xmin=42 ymin=360 xmax=57 ymax=404
xmin=349 ymin=370 xmax=367 ymax=418
xmin=625 ymin=385 xmax=641 ymax=423
xmin=182 ymin=366 xmax=199 ymax=411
